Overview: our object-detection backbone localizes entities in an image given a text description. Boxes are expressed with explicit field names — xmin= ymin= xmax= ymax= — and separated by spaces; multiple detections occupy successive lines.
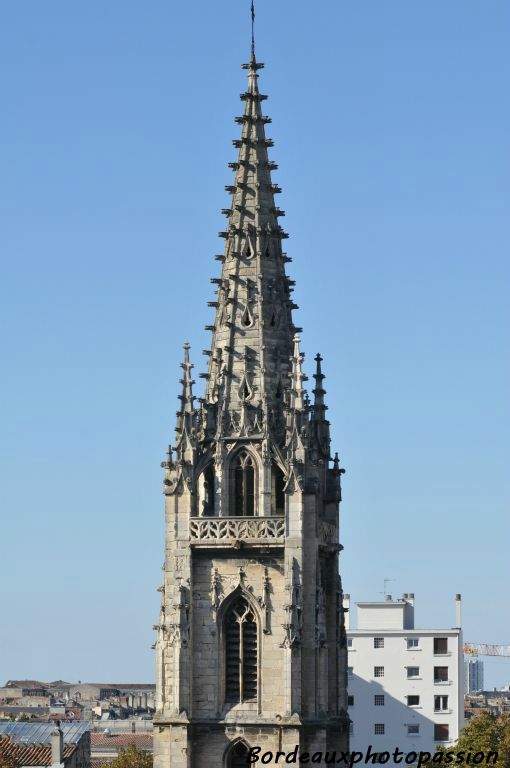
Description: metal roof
xmin=0 ymin=721 xmax=90 ymax=744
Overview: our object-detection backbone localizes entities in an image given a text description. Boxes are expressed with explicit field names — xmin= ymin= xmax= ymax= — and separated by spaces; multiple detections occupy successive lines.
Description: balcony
xmin=189 ymin=516 xmax=285 ymax=548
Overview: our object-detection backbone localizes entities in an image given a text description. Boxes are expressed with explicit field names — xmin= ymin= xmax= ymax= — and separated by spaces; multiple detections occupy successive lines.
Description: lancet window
xmin=271 ymin=464 xmax=285 ymax=515
xmin=232 ymin=451 xmax=255 ymax=516
xmin=225 ymin=597 xmax=258 ymax=704
xmin=197 ymin=463 xmax=215 ymax=516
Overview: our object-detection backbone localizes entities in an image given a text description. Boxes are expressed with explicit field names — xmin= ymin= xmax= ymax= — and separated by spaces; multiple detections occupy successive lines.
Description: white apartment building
xmin=346 ymin=593 xmax=464 ymax=759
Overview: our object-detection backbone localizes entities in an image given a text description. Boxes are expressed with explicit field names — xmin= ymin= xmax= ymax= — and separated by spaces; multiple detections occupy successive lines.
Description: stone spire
xmin=175 ymin=342 xmax=195 ymax=436
xmin=155 ymin=13 xmax=350 ymax=758
xmin=311 ymin=352 xmax=331 ymax=459
xmin=202 ymin=54 xmax=298 ymax=445
xmin=288 ymin=335 xmax=306 ymax=415
xmin=284 ymin=334 xmax=307 ymax=466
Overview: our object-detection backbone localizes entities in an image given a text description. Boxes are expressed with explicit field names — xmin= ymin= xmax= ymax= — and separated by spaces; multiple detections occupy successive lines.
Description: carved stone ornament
xmin=258 ymin=566 xmax=272 ymax=634
xmin=210 ymin=567 xmax=223 ymax=616
xmin=280 ymin=559 xmax=302 ymax=649
xmin=170 ymin=583 xmax=190 ymax=648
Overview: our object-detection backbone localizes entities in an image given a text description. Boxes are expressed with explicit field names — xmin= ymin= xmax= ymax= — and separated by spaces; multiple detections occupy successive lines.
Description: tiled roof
xmin=0 ymin=736 xmax=77 ymax=766
xmin=90 ymin=734 xmax=153 ymax=749
xmin=91 ymin=758 xmax=114 ymax=768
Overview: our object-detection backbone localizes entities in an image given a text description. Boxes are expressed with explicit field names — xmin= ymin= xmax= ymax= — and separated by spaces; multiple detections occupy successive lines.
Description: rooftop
xmin=0 ymin=721 xmax=89 ymax=744
xmin=0 ymin=736 xmax=77 ymax=767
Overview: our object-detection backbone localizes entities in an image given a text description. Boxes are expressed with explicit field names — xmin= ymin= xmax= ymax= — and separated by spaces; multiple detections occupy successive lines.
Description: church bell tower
xmin=153 ymin=19 xmax=349 ymax=767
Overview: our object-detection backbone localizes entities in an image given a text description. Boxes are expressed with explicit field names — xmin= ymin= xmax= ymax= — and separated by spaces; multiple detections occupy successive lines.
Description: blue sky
xmin=0 ymin=1 xmax=508 ymax=689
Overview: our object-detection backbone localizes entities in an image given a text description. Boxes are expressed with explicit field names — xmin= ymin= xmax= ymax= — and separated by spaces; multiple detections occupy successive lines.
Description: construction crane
xmin=464 ymin=643 xmax=510 ymax=657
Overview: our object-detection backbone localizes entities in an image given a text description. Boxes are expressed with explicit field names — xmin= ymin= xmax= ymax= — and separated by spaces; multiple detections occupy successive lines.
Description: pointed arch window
xmin=225 ymin=597 xmax=258 ymax=704
xmin=271 ymin=464 xmax=285 ymax=516
xmin=233 ymin=451 xmax=255 ymax=516
xmin=227 ymin=741 xmax=250 ymax=767
xmin=203 ymin=463 xmax=215 ymax=515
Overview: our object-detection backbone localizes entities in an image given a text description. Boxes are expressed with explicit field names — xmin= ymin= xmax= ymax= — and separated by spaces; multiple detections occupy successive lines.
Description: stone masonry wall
xmin=191 ymin=553 xmax=286 ymax=719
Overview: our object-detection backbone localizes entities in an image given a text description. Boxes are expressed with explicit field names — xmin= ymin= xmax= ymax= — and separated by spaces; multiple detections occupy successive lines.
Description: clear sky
xmin=0 ymin=1 xmax=509 ymax=689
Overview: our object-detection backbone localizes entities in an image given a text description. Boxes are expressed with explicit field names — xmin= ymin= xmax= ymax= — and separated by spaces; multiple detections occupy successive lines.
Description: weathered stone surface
xmin=153 ymin=49 xmax=349 ymax=768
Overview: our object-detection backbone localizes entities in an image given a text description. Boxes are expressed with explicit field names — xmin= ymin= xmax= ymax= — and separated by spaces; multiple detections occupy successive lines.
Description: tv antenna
xmin=379 ymin=578 xmax=395 ymax=598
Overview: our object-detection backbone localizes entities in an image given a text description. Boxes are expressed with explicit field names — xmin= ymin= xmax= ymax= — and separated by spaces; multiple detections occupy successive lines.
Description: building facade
xmin=464 ymin=659 xmax=484 ymax=694
xmin=153 ymin=43 xmax=349 ymax=768
xmin=346 ymin=594 xmax=464 ymax=759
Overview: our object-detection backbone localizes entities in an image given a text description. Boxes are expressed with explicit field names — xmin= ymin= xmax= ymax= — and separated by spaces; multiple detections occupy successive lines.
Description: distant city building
xmin=464 ymin=659 xmax=484 ymax=693
xmin=464 ymin=689 xmax=510 ymax=720
xmin=346 ymin=593 xmax=464 ymax=758
xmin=0 ymin=681 xmax=155 ymax=724
xmin=0 ymin=722 xmax=90 ymax=768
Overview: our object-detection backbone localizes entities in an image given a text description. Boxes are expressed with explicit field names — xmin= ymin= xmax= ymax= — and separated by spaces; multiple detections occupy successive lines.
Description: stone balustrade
xmin=189 ymin=516 xmax=285 ymax=546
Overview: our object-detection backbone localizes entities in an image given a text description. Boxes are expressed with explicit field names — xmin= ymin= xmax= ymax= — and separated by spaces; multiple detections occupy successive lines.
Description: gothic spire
xmin=288 ymin=335 xmax=306 ymax=415
xmin=311 ymin=352 xmax=331 ymax=459
xmin=202 ymin=48 xmax=298 ymax=443
xmin=312 ymin=353 xmax=327 ymax=422
xmin=175 ymin=342 xmax=195 ymax=436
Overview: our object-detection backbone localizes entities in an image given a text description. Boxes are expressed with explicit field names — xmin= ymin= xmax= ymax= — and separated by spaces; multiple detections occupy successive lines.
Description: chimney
xmin=343 ymin=593 xmax=350 ymax=630
xmin=403 ymin=592 xmax=415 ymax=629
xmin=455 ymin=593 xmax=462 ymax=628
xmin=51 ymin=723 xmax=64 ymax=767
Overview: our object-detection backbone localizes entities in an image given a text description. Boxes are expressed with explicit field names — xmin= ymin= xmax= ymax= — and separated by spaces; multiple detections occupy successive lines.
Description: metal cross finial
xmin=251 ymin=0 xmax=256 ymax=63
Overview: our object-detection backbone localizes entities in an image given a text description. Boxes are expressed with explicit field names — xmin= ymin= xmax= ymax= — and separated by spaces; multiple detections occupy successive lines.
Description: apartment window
xmin=348 ymin=638 xmax=353 ymax=648
xmin=434 ymin=666 xmax=448 ymax=683
xmin=374 ymin=666 xmax=384 ymax=678
xmin=407 ymin=667 xmax=420 ymax=678
xmin=407 ymin=724 xmax=420 ymax=736
xmin=225 ymin=597 xmax=258 ymax=703
xmin=434 ymin=695 xmax=448 ymax=712
xmin=374 ymin=637 xmax=384 ymax=649
xmin=374 ymin=724 xmax=385 ymax=735
xmin=348 ymin=695 xmax=354 ymax=707
xmin=374 ymin=695 xmax=385 ymax=706
xmin=348 ymin=667 xmax=354 ymax=677
xmin=434 ymin=637 xmax=448 ymax=654
xmin=407 ymin=695 xmax=420 ymax=706
xmin=407 ymin=638 xmax=419 ymax=649
xmin=434 ymin=724 xmax=449 ymax=742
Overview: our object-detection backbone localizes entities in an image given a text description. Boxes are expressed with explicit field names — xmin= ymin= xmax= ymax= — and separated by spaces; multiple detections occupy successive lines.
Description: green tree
xmin=453 ymin=712 xmax=510 ymax=767
xmin=109 ymin=744 xmax=153 ymax=768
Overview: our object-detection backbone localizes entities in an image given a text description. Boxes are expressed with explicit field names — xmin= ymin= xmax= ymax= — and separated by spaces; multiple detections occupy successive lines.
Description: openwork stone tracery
xmin=154 ymin=36 xmax=349 ymax=768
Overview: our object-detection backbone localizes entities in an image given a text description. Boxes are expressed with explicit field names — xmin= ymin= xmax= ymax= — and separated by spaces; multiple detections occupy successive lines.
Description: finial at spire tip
xmin=251 ymin=0 xmax=256 ymax=64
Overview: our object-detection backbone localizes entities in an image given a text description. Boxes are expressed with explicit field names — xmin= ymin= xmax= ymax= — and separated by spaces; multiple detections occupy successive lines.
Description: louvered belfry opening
xmin=271 ymin=464 xmax=285 ymax=515
xmin=225 ymin=597 xmax=258 ymax=703
xmin=203 ymin=463 xmax=215 ymax=515
xmin=233 ymin=451 xmax=255 ymax=516
xmin=228 ymin=741 xmax=251 ymax=767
